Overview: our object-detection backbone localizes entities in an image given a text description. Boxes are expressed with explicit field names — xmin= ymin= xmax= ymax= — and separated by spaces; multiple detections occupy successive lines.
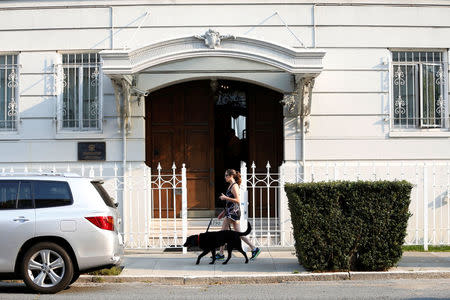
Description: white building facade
xmin=0 ymin=0 xmax=449 ymax=249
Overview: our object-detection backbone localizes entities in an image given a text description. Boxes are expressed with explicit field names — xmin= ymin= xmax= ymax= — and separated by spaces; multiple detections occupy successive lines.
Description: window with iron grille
xmin=0 ymin=55 xmax=18 ymax=131
xmin=59 ymin=53 xmax=102 ymax=131
xmin=392 ymin=51 xmax=447 ymax=129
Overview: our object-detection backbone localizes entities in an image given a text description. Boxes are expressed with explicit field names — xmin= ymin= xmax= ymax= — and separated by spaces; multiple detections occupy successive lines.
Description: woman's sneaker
xmin=250 ymin=247 xmax=261 ymax=260
xmin=215 ymin=253 xmax=225 ymax=260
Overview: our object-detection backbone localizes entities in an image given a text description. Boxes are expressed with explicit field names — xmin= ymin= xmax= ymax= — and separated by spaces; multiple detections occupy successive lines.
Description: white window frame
xmin=56 ymin=53 xmax=103 ymax=133
xmin=0 ymin=53 xmax=19 ymax=133
xmin=389 ymin=49 xmax=449 ymax=132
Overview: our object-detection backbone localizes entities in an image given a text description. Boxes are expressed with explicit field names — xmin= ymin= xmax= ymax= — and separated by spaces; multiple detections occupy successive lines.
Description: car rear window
xmin=91 ymin=181 xmax=116 ymax=208
xmin=34 ymin=181 xmax=73 ymax=208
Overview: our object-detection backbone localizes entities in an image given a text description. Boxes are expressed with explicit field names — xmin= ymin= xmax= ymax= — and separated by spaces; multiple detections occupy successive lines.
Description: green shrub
xmin=285 ymin=180 xmax=412 ymax=272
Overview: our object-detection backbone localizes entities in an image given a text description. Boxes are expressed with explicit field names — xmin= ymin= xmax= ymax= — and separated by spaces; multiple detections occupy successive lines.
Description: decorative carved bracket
xmin=280 ymin=75 xmax=315 ymax=133
xmin=111 ymin=77 xmax=133 ymax=134
xmin=280 ymin=93 xmax=297 ymax=117
xmin=194 ymin=29 xmax=236 ymax=49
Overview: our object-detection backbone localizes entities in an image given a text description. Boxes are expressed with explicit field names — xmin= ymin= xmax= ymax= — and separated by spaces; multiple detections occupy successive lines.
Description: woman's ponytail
xmin=235 ymin=171 xmax=242 ymax=186
xmin=225 ymin=169 xmax=242 ymax=186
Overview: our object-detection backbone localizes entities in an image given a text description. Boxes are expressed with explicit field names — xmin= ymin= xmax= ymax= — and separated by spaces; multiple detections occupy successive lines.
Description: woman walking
xmin=216 ymin=169 xmax=261 ymax=261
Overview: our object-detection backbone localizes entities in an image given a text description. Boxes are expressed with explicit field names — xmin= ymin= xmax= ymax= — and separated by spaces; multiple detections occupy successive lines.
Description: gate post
xmin=423 ymin=164 xmax=429 ymax=251
xmin=240 ymin=161 xmax=249 ymax=251
xmin=279 ymin=163 xmax=286 ymax=246
xmin=181 ymin=164 xmax=188 ymax=254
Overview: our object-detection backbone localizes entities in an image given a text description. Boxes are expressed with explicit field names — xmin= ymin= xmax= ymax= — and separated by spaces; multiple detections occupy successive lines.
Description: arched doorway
xmin=145 ymin=80 xmax=283 ymax=218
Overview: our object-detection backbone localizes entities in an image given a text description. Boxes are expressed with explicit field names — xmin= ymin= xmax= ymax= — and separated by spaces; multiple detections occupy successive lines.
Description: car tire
xmin=21 ymin=242 xmax=74 ymax=294
xmin=69 ymin=272 xmax=80 ymax=285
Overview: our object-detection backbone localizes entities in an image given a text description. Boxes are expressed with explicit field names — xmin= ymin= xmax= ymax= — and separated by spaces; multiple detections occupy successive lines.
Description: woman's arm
xmin=227 ymin=184 xmax=240 ymax=204
xmin=219 ymin=185 xmax=241 ymax=203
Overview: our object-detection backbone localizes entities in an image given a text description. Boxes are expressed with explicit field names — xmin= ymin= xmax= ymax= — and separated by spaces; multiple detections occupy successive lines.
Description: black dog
xmin=183 ymin=222 xmax=252 ymax=265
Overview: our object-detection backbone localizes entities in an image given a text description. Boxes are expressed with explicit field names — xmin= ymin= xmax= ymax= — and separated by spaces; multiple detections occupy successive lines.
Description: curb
xmin=78 ymin=271 xmax=450 ymax=285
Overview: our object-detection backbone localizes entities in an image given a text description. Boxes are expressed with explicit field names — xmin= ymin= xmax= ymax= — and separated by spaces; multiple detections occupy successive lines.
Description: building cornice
xmin=100 ymin=34 xmax=326 ymax=76
xmin=2 ymin=1 xmax=450 ymax=10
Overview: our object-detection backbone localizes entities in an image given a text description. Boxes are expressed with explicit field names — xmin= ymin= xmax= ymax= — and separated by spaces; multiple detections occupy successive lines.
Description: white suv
xmin=0 ymin=173 xmax=124 ymax=293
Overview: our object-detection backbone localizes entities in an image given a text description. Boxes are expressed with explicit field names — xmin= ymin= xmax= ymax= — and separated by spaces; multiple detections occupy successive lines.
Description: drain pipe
xmin=122 ymin=113 xmax=127 ymax=186
xmin=301 ymin=117 xmax=305 ymax=180
xmin=122 ymin=81 xmax=128 ymax=211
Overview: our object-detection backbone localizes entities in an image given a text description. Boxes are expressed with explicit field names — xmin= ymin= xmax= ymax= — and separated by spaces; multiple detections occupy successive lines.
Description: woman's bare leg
xmin=231 ymin=221 xmax=255 ymax=250
xmin=219 ymin=218 xmax=230 ymax=255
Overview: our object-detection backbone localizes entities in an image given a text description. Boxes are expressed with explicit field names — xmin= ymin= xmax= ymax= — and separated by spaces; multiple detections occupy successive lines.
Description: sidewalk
xmin=79 ymin=250 xmax=450 ymax=284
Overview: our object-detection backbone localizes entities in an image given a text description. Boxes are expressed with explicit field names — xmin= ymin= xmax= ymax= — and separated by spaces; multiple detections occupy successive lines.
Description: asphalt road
xmin=1 ymin=279 xmax=450 ymax=299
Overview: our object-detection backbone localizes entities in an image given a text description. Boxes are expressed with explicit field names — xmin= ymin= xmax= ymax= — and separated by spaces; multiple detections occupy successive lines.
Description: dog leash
xmin=206 ymin=218 xmax=212 ymax=232
xmin=206 ymin=217 xmax=231 ymax=231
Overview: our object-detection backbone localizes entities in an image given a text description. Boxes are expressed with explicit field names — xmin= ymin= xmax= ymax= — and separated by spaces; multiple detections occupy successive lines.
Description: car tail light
xmin=85 ymin=216 xmax=114 ymax=231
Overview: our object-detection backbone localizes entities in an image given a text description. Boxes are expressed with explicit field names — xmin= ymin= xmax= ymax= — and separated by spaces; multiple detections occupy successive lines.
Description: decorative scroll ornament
xmin=195 ymin=29 xmax=236 ymax=49
xmin=91 ymin=67 xmax=100 ymax=87
xmin=436 ymin=95 xmax=444 ymax=115
xmin=7 ymin=97 xmax=17 ymax=117
xmin=394 ymin=96 xmax=406 ymax=115
xmin=394 ymin=66 xmax=405 ymax=86
xmin=90 ymin=100 xmax=98 ymax=117
xmin=55 ymin=65 xmax=67 ymax=89
xmin=7 ymin=68 xmax=18 ymax=88
xmin=436 ymin=66 xmax=445 ymax=85
xmin=62 ymin=102 xmax=67 ymax=116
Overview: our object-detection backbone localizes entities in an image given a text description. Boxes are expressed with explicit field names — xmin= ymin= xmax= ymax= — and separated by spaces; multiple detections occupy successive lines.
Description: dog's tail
xmin=238 ymin=221 xmax=252 ymax=236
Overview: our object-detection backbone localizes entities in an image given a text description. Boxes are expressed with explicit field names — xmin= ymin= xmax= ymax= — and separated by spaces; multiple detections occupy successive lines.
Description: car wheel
xmin=69 ymin=272 xmax=80 ymax=285
xmin=21 ymin=242 xmax=74 ymax=294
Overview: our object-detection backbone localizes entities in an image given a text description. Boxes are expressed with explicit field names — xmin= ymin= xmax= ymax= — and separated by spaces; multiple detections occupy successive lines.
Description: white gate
xmin=239 ymin=161 xmax=298 ymax=248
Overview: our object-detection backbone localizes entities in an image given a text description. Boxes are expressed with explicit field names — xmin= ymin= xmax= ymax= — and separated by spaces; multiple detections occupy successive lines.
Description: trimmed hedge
xmin=285 ymin=181 xmax=412 ymax=271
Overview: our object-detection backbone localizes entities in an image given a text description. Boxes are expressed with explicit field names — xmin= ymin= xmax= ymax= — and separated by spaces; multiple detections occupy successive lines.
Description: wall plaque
xmin=78 ymin=142 xmax=106 ymax=161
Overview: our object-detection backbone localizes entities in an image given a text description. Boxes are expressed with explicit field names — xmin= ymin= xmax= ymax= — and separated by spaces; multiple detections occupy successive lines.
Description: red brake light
xmin=85 ymin=216 xmax=114 ymax=231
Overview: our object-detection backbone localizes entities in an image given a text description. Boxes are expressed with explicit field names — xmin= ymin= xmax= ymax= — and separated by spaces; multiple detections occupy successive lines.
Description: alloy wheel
xmin=27 ymin=249 xmax=65 ymax=288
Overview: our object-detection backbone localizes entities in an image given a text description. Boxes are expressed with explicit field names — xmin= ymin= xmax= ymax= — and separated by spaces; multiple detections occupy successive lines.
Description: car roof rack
xmin=0 ymin=172 xmax=81 ymax=177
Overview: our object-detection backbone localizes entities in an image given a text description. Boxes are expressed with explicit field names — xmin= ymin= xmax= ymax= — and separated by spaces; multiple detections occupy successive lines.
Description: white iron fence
xmin=2 ymin=160 xmax=449 ymax=250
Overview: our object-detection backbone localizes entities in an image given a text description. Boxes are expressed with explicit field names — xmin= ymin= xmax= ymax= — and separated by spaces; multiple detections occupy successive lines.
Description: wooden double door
xmin=146 ymin=80 xmax=283 ymax=218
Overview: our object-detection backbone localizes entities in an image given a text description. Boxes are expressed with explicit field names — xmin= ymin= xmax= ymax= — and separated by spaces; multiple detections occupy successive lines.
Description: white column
xmin=240 ymin=161 xmax=249 ymax=251
xmin=279 ymin=92 xmax=304 ymax=247
xmin=182 ymin=164 xmax=188 ymax=254
xmin=423 ymin=164 xmax=429 ymax=251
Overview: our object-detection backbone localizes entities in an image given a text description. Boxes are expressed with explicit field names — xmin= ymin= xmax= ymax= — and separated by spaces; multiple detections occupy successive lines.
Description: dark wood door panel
xmin=247 ymin=85 xmax=283 ymax=216
xmin=183 ymin=82 xmax=211 ymax=124
xmin=248 ymin=86 xmax=283 ymax=172
xmin=149 ymin=91 xmax=176 ymax=125
xmin=150 ymin=130 xmax=176 ymax=170
xmin=147 ymin=81 xmax=215 ymax=217
xmin=185 ymin=129 xmax=210 ymax=171
xmin=187 ymin=176 xmax=211 ymax=209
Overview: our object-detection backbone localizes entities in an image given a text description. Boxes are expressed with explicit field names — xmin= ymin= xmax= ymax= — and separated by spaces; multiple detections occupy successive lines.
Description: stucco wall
xmin=0 ymin=0 xmax=449 ymax=164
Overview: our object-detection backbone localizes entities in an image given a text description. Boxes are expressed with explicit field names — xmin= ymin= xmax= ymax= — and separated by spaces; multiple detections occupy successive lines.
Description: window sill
xmin=389 ymin=130 xmax=450 ymax=138
xmin=0 ymin=131 xmax=20 ymax=141
xmin=55 ymin=130 xmax=104 ymax=140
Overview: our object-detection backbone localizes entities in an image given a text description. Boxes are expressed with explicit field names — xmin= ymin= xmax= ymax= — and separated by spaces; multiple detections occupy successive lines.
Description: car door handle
xmin=13 ymin=216 xmax=30 ymax=222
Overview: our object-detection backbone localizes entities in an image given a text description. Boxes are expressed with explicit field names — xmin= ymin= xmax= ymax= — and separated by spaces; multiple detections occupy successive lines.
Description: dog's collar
xmin=197 ymin=234 xmax=200 ymax=247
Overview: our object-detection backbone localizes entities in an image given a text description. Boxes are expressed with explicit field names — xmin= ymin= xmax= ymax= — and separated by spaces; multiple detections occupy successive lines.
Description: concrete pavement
xmin=77 ymin=250 xmax=450 ymax=284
